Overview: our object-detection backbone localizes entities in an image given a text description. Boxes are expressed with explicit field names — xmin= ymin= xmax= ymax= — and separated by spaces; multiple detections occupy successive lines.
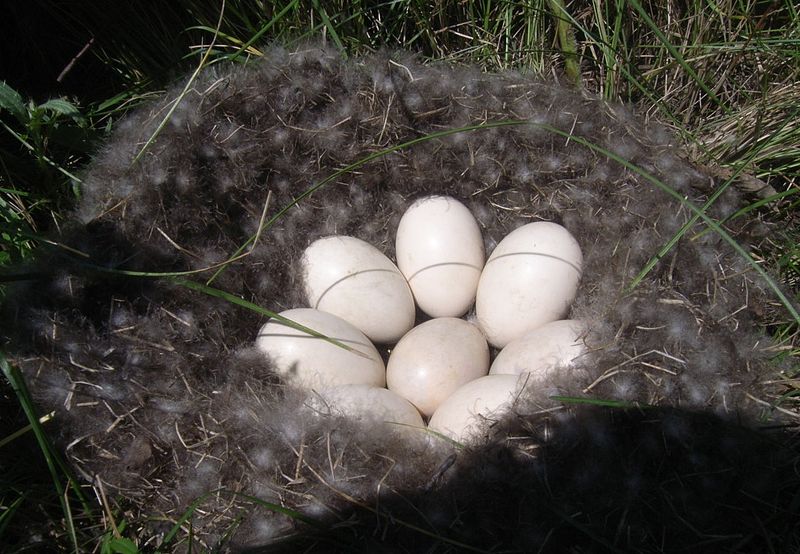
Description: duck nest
xmin=4 ymin=45 xmax=799 ymax=552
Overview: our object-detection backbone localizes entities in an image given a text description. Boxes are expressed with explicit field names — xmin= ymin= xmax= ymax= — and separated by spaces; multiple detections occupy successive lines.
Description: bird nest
xmin=4 ymin=45 xmax=798 ymax=551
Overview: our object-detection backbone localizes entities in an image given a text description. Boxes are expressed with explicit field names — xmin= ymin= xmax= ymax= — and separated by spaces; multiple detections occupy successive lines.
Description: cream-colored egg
xmin=476 ymin=222 xmax=582 ymax=348
xmin=386 ymin=318 xmax=489 ymax=417
xmin=490 ymin=320 xmax=587 ymax=378
xmin=428 ymin=374 xmax=528 ymax=443
xmin=310 ymin=384 xmax=425 ymax=429
xmin=301 ymin=236 xmax=415 ymax=343
xmin=396 ymin=196 xmax=485 ymax=317
xmin=255 ymin=308 xmax=385 ymax=390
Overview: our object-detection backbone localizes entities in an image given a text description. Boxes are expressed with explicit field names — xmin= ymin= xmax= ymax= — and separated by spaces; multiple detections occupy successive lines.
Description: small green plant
xmin=100 ymin=520 xmax=139 ymax=554
xmin=0 ymin=80 xmax=90 ymax=192
xmin=0 ymin=81 xmax=102 ymax=300
xmin=0 ymin=187 xmax=34 ymax=266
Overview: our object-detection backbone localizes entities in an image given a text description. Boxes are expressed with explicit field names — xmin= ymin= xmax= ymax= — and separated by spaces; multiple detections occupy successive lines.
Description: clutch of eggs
xmin=256 ymin=195 xmax=586 ymax=444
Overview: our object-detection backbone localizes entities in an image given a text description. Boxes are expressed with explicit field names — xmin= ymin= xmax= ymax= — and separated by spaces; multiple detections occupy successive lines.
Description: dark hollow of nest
xmin=3 ymin=45 xmax=800 ymax=552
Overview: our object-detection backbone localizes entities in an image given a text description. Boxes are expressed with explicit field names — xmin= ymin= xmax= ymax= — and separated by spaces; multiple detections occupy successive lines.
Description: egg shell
xmin=387 ymin=318 xmax=490 ymax=417
xmin=301 ymin=236 xmax=415 ymax=343
xmin=310 ymin=384 xmax=425 ymax=429
xmin=395 ymin=196 xmax=485 ymax=317
xmin=428 ymin=374 xmax=528 ymax=443
xmin=255 ymin=308 xmax=385 ymax=390
xmin=490 ymin=319 xmax=588 ymax=378
xmin=476 ymin=222 xmax=582 ymax=348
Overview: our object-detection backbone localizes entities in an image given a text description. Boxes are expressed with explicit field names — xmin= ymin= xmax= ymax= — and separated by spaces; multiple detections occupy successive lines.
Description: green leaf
xmin=0 ymin=81 xmax=26 ymax=123
xmin=105 ymin=537 xmax=139 ymax=554
xmin=39 ymin=98 xmax=81 ymax=116
xmin=38 ymin=98 xmax=82 ymax=118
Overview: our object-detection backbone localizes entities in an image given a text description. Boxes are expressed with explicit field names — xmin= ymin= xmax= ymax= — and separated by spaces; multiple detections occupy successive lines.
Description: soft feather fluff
xmin=3 ymin=44 xmax=798 ymax=551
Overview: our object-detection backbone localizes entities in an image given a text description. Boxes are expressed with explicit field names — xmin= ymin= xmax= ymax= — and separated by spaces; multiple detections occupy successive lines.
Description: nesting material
xmin=2 ymin=44 xmax=794 ymax=550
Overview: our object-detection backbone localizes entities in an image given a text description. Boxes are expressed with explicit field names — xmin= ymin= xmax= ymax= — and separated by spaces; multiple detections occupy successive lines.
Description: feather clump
xmin=3 ymin=45 xmax=795 ymax=551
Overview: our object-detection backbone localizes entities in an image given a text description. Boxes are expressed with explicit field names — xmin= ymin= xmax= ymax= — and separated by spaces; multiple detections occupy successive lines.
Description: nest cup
xmin=3 ymin=45 xmax=795 ymax=551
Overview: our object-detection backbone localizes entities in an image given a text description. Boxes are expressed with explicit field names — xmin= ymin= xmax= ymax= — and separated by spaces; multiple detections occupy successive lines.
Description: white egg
xmin=490 ymin=320 xmax=588 ymax=378
xmin=386 ymin=318 xmax=489 ymax=417
xmin=301 ymin=235 xmax=415 ymax=343
xmin=428 ymin=374 xmax=528 ymax=443
xmin=395 ymin=196 xmax=485 ymax=317
xmin=310 ymin=384 xmax=425 ymax=429
xmin=476 ymin=222 xmax=582 ymax=348
xmin=255 ymin=308 xmax=385 ymax=390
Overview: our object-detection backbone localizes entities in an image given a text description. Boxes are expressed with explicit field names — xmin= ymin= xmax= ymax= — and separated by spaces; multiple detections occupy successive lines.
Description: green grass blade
xmin=3 ymin=250 xmax=375 ymax=356
xmin=419 ymin=426 xmax=466 ymax=449
xmin=629 ymin=175 xmax=739 ymax=290
xmin=185 ymin=25 xmax=260 ymax=51
xmin=229 ymin=492 xmax=328 ymax=528
xmin=546 ymin=502 xmax=628 ymax=553
xmin=550 ymin=395 xmax=644 ymax=408
xmin=171 ymin=278 xmax=370 ymax=356
xmin=205 ymin=119 xmax=530 ymax=285
xmin=626 ymin=0 xmax=730 ymax=114
xmin=225 ymin=0 xmax=300 ymax=63
xmin=103 ymin=536 xmax=139 ymax=554
xmin=0 ymin=186 xmax=30 ymax=196
xmin=0 ymin=352 xmax=88 ymax=552
xmin=693 ymin=187 xmax=800 ymax=240
xmin=0 ymin=410 xmax=54 ymax=448
xmin=0 ymin=222 xmax=90 ymax=258
xmin=0 ymin=494 xmax=25 ymax=540
xmin=533 ymin=121 xmax=800 ymax=326
xmin=157 ymin=491 xmax=210 ymax=549
xmin=311 ymin=0 xmax=345 ymax=52
xmin=130 ymin=2 xmax=226 ymax=165
xmin=304 ymin=462 xmax=493 ymax=553
xmin=631 ymin=107 xmax=800 ymax=288
xmin=0 ymin=120 xmax=83 ymax=184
